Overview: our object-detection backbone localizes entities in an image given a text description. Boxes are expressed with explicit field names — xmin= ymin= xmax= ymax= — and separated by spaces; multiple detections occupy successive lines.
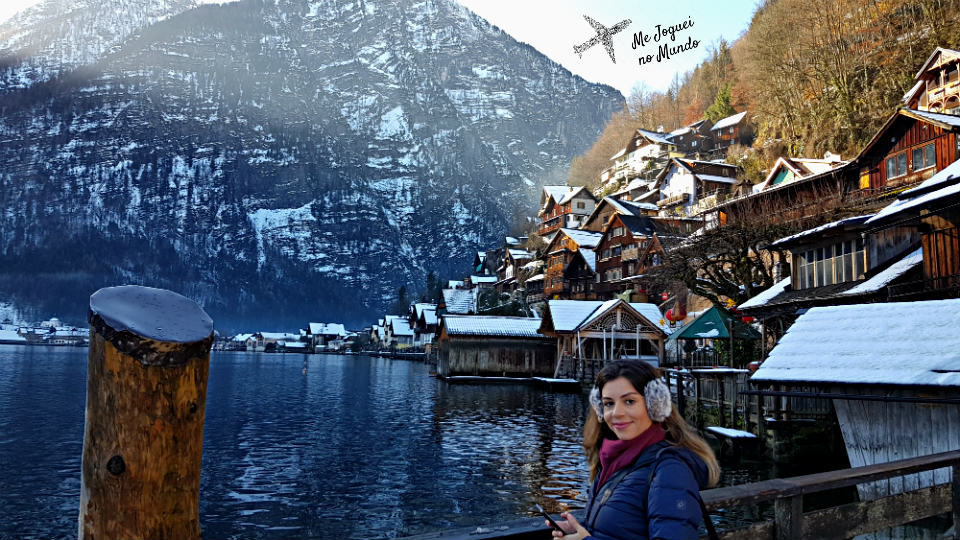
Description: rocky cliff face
xmin=0 ymin=0 xmax=622 ymax=329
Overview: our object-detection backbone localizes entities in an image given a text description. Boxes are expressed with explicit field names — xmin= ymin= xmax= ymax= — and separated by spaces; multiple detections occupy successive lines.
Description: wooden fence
xmin=400 ymin=449 xmax=960 ymax=540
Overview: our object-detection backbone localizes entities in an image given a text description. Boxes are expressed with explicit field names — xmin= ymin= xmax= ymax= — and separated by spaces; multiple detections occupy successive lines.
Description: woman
xmin=548 ymin=361 xmax=720 ymax=540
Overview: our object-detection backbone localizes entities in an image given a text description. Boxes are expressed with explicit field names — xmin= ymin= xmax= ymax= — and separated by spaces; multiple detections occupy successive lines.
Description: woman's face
xmin=601 ymin=376 xmax=653 ymax=441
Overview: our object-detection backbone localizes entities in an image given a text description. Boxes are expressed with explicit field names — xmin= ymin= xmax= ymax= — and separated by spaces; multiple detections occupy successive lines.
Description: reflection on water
xmin=0 ymin=348 xmax=593 ymax=539
xmin=3 ymin=346 xmax=902 ymax=539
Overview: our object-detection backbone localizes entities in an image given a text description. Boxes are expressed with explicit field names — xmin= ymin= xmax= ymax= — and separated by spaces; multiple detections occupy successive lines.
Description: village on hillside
xmin=360 ymin=48 xmax=960 ymax=476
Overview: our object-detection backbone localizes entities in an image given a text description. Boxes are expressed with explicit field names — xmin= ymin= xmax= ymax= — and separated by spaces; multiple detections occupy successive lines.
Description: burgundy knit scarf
xmin=596 ymin=423 xmax=666 ymax=489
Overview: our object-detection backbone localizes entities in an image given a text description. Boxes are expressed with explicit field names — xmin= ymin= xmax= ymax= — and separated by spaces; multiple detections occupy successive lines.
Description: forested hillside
xmin=569 ymin=0 xmax=960 ymax=187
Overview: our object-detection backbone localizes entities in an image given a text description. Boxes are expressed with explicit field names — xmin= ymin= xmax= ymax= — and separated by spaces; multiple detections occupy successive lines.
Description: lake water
xmin=0 ymin=345 xmax=857 ymax=539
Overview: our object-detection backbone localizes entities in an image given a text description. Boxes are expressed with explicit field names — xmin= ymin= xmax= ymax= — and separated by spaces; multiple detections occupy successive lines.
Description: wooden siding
xmin=437 ymin=338 xmax=556 ymax=377
xmin=859 ymin=117 xmax=958 ymax=190
xmin=832 ymin=388 xmax=960 ymax=501
xmin=922 ymin=226 xmax=960 ymax=281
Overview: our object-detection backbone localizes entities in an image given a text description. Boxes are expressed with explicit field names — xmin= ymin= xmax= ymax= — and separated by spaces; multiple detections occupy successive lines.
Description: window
xmin=795 ymin=240 xmax=866 ymax=289
xmin=886 ymin=152 xmax=907 ymax=179
xmin=692 ymin=141 xmax=697 ymax=147
xmin=576 ymin=202 xmax=586 ymax=209
xmin=912 ymin=143 xmax=936 ymax=170
xmin=611 ymin=226 xmax=625 ymax=237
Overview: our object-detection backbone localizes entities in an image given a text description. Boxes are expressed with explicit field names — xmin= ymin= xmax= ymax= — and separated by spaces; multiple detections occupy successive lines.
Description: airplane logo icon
xmin=573 ymin=15 xmax=632 ymax=64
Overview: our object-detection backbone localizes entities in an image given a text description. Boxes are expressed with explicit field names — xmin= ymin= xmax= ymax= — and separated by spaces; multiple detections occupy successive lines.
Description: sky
xmin=0 ymin=0 xmax=759 ymax=97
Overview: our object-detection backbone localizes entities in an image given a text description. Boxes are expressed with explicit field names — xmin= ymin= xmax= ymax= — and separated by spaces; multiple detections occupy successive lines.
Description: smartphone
xmin=535 ymin=503 xmax=564 ymax=533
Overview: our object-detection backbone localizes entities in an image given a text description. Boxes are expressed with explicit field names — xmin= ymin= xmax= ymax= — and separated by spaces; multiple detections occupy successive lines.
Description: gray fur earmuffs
xmin=590 ymin=378 xmax=672 ymax=423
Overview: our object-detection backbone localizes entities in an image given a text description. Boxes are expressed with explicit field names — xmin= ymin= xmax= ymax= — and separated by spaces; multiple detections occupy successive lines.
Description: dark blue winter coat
xmin=581 ymin=440 xmax=709 ymax=540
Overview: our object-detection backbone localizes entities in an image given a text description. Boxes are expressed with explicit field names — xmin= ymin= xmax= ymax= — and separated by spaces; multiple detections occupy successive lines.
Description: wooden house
xmin=668 ymin=119 xmax=714 ymax=155
xmin=901 ymin=47 xmax=960 ymax=114
xmin=307 ymin=322 xmax=347 ymax=351
xmin=435 ymin=315 xmax=555 ymax=377
xmin=709 ymin=111 xmax=753 ymax=155
xmin=594 ymin=214 xmax=668 ymax=299
xmin=751 ymin=299 xmax=960 ymax=500
xmin=600 ymin=128 xmax=682 ymax=188
xmin=739 ymin=215 xmax=925 ymax=346
xmin=564 ymin=248 xmax=598 ymax=301
xmin=543 ymin=228 xmax=603 ymax=299
xmin=752 ymin=153 xmax=846 ymax=194
xmin=409 ymin=303 xmax=438 ymax=347
xmin=581 ymin=196 xmax=658 ymax=233
xmin=850 ymin=108 xmax=960 ymax=200
xmin=538 ymin=186 xmax=598 ymax=236
xmin=539 ymin=299 xmax=670 ymax=378
xmin=864 ymin=158 xmax=960 ymax=300
xmin=655 ymin=158 xmax=741 ymax=217
xmin=496 ymin=248 xmax=534 ymax=294
xmin=440 ymin=288 xmax=477 ymax=315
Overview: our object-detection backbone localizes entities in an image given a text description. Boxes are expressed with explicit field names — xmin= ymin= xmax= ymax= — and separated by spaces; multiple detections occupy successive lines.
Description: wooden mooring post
xmin=79 ymin=285 xmax=214 ymax=540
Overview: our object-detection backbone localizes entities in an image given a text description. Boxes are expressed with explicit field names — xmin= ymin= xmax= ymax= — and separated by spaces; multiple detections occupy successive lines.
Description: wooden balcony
xmin=657 ymin=192 xmax=689 ymax=208
xmin=621 ymin=247 xmax=639 ymax=261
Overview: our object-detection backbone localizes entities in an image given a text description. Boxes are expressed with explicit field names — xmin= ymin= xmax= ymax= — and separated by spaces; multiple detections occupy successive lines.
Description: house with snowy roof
xmin=901 ymin=47 xmax=960 ymax=114
xmin=543 ymin=228 xmax=603 ymax=300
xmin=600 ymin=128 xmax=684 ymax=188
xmin=751 ymin=298 xmax=960 ymax=500
xmin=539 ymin=299 xmax=670 ymax=377
xmin=739 ymin=213 xmax=925 ymax=344
xmin=409 ymin=303 xmax=438 ymax=347
xmin=655 ymin=158 xmax=741 ymax=217
xmin=752 ymin=153 xmax=847 ymax=194
xmin=709 ymin=111 xmax=752 ymax=155
xmin=538 ymin=185 xmax=598 ymax=236
xmin=435 ymin=315 xmax=554 ymax=378
xmin=440 ymin=287 xmax=478 ymax=315
xmin=864 ymin=158 xmax=960 ymax=300
xmin=595 ymin=214 xmax=672 ymax=300
xmin=307 ymin=322 xmax=347 ymax=350
xmin=581 ymin=196 xmax=658 ymax=232
xmin=668 ymin=119 xmax=714 ymax=155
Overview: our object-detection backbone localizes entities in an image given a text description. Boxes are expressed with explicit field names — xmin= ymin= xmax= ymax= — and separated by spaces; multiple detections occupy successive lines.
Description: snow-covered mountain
xmin=0 ymin=0 xmax=622 ymax=329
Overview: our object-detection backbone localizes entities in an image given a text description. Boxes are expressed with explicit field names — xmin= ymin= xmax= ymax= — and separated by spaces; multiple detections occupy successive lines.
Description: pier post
xmin=79 ymin=285 xmax=214 ymax=540
xmin=774 ymin=495 xmax=802 ymax=540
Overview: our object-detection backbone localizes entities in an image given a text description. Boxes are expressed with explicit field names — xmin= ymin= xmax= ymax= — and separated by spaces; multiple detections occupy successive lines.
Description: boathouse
xmin=751 ymin=299 xmax=960 ymax=499
xmin=435 ymin=315 xmax=554 ymax=377
xmin=539 ymin=299 xmax=669 ymax=380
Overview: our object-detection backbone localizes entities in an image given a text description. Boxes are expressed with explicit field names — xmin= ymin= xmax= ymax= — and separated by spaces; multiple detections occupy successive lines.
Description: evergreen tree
xmin=704 ymin=85 xmax=736 ymax=124
xmin=392 ymin=285 xmax=410 ymax=315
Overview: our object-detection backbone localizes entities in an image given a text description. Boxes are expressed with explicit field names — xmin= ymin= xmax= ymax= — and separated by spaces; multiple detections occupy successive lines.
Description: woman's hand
xmin=547 ymin=512 xmax=590 ymax=539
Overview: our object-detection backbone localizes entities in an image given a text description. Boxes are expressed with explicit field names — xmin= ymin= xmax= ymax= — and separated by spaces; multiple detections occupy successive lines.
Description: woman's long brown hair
xmin=583 ymin=361 xmax=720 ymax=487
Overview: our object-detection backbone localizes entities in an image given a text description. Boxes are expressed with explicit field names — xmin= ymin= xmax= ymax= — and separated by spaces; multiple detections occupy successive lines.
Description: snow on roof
xmin=543 ymin=185 xmax=571 ymax=203
xmin=470 ymin=275 xmax=498 ymax=284
xmin=414 ymin=303 xmax=437 ymax=320
xmin=711 ymin=111 xmax=747 ymax=131
xmin=559 ymin=186 xmax=590 ymax=205
xmin=695 ymin=173 xmax=737 ymax=184
xmin=752 ymin=299 xmax=960 ymax=387
xmin=839 ymin=248 xmax=922 ymax=296
xmin=739 ymin=278 xmax=790 ymax=310
xmin=521 ymin=260 xmax=543 ymax=271
xmin=706 ymin=426 xmax=757 ymax=439
xmin=769 ymin=215 xmax=873 ymax=248
xmin=526 ymin=273 xmax=545 ymax=282
xmin=309 ymin=323 xmax=347 ymax=336
xmin=902 ymin=80 xmax=925 ymax=104
xmin=0 ymin=330 xmax=26 ymax=343
xmin=422 ymin=309 xmax=438 ymax=325
xmin=637 ymin=128 xmax=673 ymax=146
xmin=546 ymin=300 xmax=669 ymax=334
xmin=260 ymin=332 xmax=300 ymax=340
xmin=867 ymin=159 xmax=960 ymax=224
xmin=443 ymin=288 xmax=478 ymax=314
xmin=905 ymin=108 xmax=960 ymax=128
xmin=509 ymin=249 xmax=533 ymax=260
xmin=547 ymin=300 xmax=605 ymax=332
xmin=580 ymin=249 xmax=597 ymax=272
xmin=448 ymin=280 xmax=465 ymax=288
xmin=390 ymin=318 xmax=414 ymax=336
xmin=669 ymin=126 xmax=693 ymax=137
xmin=442 ymin=315 xmax=545 ymax=338
xmin=559 ymin=228 xmax=603 ymax=248
xmin=232 ymin=333 xmax=255 ymax=342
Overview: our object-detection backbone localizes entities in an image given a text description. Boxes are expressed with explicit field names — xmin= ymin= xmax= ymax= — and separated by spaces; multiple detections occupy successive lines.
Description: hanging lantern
xmin=741 ymin=316 xmax=755 ymax=324
xmin=665 ymin=309 xmax=674 ymax=322
xmin=661 ymin=291 xmax=669 ymax=302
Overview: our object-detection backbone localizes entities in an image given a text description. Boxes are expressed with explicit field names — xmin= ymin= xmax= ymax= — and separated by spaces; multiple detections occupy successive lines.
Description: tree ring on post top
xmin=89 ymin=285 xmax=214 ymax=367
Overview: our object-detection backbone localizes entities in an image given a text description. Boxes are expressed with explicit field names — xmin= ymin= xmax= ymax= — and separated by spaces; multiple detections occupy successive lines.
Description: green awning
xmin=667 ymin=306 xmax=761 ymax=341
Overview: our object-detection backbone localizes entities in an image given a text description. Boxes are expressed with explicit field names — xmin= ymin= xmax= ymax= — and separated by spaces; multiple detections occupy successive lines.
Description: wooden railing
xmin=400 ymin=450 xmax=960 ymax=540
xmin=701 ymin=449 xmax=960 ymax=540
